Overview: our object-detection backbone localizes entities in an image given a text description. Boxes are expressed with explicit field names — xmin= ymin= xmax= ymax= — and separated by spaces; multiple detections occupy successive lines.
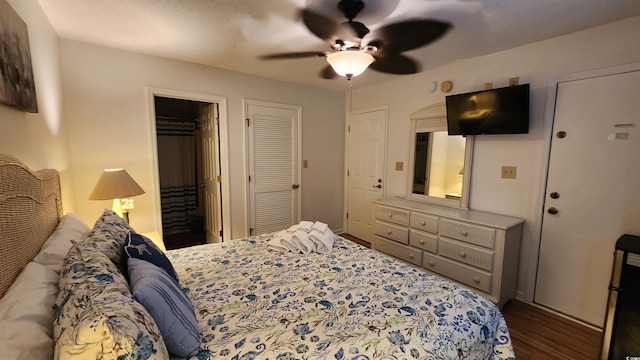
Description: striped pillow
xmin=127 ymin=257 xmax=200 ymax=357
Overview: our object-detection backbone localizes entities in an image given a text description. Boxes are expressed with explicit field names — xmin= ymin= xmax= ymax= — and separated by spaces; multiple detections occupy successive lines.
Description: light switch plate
xmin=395 ymin=162 xmax=404 ymax=171
xmin=303 ymin=160 xmax=308 ymax=168
xmin=501 ymin=166 xmax=517 ymax=179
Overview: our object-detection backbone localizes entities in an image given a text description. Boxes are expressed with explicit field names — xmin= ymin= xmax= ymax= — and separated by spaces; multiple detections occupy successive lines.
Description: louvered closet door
xmin=247 ymin=101 xmax=301 ymax=236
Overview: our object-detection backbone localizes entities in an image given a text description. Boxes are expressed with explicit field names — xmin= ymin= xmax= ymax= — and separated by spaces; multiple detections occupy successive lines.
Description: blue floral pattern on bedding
xmin=168 ymin=236 xmax=515 ymax=360
xmin=53 ymin=242 xmax=169 ymax=359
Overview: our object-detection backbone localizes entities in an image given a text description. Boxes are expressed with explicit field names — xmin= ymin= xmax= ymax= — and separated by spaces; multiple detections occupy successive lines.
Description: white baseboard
xmin=511 ymin=299 xmax=603 ymax=332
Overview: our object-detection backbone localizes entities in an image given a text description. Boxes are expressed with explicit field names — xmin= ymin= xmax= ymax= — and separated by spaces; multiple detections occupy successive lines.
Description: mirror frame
xmin=406 ymin=103 xmax=474 ymax=209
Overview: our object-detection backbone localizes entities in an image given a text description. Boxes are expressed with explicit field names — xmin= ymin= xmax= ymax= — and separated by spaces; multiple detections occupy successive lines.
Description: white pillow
xmin=33 ymin=213 xmax=89 ymax=273
xmin=0 ymin=262 xmax=59 ymax=360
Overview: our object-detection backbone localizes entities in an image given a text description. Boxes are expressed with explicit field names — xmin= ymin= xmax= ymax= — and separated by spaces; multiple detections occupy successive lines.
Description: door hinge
xmin=248 ymin=175 xmax=251 ymax=182
xmin=250 ymin=228 xmax=254 ymax=236
xmin=348 ymin=125 xmax=350 ymax=132
xmin=219 ymin=229 xmax=223 ymax=237
xmin=246 ymin=118 xmax=250 ymax=126
xmin=216 ymin=175 xmax=222 ymax=182
xmin=347 ymin=170 xmax=349 ymax=176
xmin=215 ymin=117 xmax=219 ymax=126
xmin=346 ymin=212 xmax=349 ymax=219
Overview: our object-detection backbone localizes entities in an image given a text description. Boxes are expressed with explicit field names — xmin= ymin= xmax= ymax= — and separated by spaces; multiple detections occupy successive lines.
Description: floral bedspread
xmin=167 ymin=235 xmax=515 ymax=360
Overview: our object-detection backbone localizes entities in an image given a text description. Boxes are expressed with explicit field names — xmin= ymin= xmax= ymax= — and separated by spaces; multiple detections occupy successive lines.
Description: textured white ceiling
xmin=37 ymin=0 xmax=640 ymax=91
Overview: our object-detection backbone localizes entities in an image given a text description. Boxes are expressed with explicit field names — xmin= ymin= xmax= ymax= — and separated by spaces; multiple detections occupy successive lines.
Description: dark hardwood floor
xmin=502 ymin=299 xmax=601 ymax=359
xmin=163 ymin=231 xmax=206 ymax=250
xmin=339 ymin=233 xmax=603 ymax=359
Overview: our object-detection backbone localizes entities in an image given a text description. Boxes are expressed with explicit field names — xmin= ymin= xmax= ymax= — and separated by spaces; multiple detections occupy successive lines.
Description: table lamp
xmin=89 ymin=168 xmax=145 ymax=223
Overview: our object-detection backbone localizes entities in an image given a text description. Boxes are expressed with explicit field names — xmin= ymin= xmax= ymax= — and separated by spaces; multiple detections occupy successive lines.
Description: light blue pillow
xmin=127 ymin=258 xmax=200 ymax=357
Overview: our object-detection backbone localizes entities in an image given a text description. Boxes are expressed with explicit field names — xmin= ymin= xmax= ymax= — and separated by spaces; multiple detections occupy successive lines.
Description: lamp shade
xmin=326 ymin=51 xmax=374 ymax=78
xmin=89 ymin=168 xmax=145 ymax=200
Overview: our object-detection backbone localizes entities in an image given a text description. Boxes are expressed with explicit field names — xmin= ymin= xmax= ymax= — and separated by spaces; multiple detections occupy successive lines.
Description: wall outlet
xmin=395 ymin=161 xmax=404 ymax=171
xmin=501 ymin=166 xmax=517 ymax=179
xmin=509 ymin=77 xmax=520 ymax=86
xmin=484 ymin=82 xmax=493 ymax=90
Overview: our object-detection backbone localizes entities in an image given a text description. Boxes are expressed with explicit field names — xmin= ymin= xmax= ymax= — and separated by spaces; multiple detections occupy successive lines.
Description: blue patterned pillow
xmin=128 ymin=258 xmax=200 ymax=357
xmin=84 ymin=209 xmax=134 ymax=268
xmin=123 ymin=233 xmax=179 ymax=282
xmin=54 ymin=242 xmax=169 ymax=359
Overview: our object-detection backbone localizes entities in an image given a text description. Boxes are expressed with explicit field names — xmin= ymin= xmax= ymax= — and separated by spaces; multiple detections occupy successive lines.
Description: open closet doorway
xmin=149 ymin=88 xmax=230 ymax=250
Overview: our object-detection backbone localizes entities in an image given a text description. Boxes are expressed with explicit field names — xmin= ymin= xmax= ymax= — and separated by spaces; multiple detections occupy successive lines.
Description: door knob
xmin=377 ymin=178 xmax=382 ymax=183
xmin=372 ymin=184 xmax=382 ymax=189
xmin=292 ymin=184 xmax=299 ymax=189
xmin=548 ymin=207 xmax=559 ymax=215
xmin=550 ymin=192 xmax=560 ymax=199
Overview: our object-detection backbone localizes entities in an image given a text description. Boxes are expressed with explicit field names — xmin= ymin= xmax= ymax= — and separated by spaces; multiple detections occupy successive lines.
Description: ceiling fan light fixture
xmin=326 ymin=51 xmax=374 ymax=78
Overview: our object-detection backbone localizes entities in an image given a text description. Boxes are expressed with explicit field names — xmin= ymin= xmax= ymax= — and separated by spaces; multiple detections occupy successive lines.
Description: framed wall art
xmin=0 ymin=0 xmax=38 ymax=113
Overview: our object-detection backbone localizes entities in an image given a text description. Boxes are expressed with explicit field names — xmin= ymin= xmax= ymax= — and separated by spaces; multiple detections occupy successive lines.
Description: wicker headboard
xmin=0 ymin=154 xmax=62 ymax=298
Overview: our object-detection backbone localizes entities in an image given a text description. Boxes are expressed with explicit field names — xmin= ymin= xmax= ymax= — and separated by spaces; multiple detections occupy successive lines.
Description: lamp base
xmin=111 ymin=198 xmax=130 ymax=223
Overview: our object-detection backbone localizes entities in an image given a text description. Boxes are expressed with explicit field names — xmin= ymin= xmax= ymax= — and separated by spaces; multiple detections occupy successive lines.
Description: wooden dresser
xmin=373 ymin=197 xmax=523 ymax=308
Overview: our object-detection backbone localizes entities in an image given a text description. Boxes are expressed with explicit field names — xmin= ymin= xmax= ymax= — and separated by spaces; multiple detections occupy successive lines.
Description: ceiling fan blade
xmin=369 ymin=54 xmax=420 ymax=74
xmin=363 ymin=19 xmax=451 ymax=54
xmin=301 ymin=9 xmax=357 ymax=42
xmin=319 ymin=65 xmax=338 ymax=79
xmin=259 ymin=51 xmax=327 ymax=60
xmin=344 ymin=20 xmax=370 ymax=39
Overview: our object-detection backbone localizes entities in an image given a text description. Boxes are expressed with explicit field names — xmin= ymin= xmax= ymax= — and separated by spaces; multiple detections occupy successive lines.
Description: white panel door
xmin=535 ymin=70 xmax=640 ymax=326
xmin=346 ymin=107 xmax=387 ymax=242
xmin=247 ymin=101 xmax=301 ymax=236
xmin=201 ymin=104 xmax=222 ymax=243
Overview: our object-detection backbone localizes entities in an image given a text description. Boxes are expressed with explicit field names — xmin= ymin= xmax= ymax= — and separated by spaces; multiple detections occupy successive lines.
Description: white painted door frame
xmin=147 ymin=87 xmax=231 ymax=242
xmin=342 ymin=105 xmax=389 ymax=238
xmin=243 ymin=99 xmax=302 ymax=236
xmin=524 ymin=62 xmax=640 ymax=303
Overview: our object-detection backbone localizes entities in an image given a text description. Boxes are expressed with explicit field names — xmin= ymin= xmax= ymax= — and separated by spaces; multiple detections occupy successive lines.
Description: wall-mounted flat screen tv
xmin=446 ymin=84 xmax=530 ymax=135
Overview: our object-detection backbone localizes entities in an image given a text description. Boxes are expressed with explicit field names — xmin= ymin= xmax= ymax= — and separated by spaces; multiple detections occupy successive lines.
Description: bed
xmin=0 ymin=154 xmax=515 ymax=360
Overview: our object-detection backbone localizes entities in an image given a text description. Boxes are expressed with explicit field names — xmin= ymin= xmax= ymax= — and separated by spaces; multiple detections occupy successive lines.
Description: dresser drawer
xmin=409 ymin=229 xmax=438 ymax=254
xmin=410 ymin=212 xmax=438 ymax=233
xmin=438 ymin=238 xmax=494 ymax=272
xmin=439 ymin=219 xmax=496 ymax=249
xmin=374 ymin=221 xmax=409 ymax=244
xmin=375 ymin=205 xmax=410 ymax=226
xmin=375 ymin=236 xmax=422 ymax=266
xmin=423 ymin=253 xmax=492 ymax=293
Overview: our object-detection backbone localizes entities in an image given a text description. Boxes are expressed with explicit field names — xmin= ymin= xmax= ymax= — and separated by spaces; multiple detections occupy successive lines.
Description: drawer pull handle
xmin=388 ymin=213 xmax=393 ymax=218
xmin=409 ymin=254 xmax=414 ymax=259
xmin=420 ymin=220 xmax=426 ymax=226
xmin=459 ymin=251 xmax=466 ymax=258
xmin=460 ymin=230 xmax=468 ymax=236
xmin=387 ymin=230 xmax=392 ymax=235
xmin=428 ymin=261 xmax=435 ymax=267
xmin=419 ymin=239 xmax=425 ymax=245
xmin=472 ymin=277 xmax=480 ymax=284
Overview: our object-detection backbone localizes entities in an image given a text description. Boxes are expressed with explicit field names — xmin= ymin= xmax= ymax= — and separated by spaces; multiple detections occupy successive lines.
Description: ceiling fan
xmin=260 ymin=0 xmax=452 ymax=79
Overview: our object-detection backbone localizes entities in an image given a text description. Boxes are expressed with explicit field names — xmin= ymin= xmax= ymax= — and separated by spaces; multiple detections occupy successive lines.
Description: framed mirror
xmin=406 ymin=103 xmax=474 ymax=209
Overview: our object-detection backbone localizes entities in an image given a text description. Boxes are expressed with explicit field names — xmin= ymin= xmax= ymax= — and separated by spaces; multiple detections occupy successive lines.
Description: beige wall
xmin=5 ymin=0 xmax=639 ymax=304
xmin=349 ymin=16 xmax=640 ymax=301
xmin=59 ymin=40 xmax=345 ymax=239
xmin=0 ymin=0 xmax=75 ymax=212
